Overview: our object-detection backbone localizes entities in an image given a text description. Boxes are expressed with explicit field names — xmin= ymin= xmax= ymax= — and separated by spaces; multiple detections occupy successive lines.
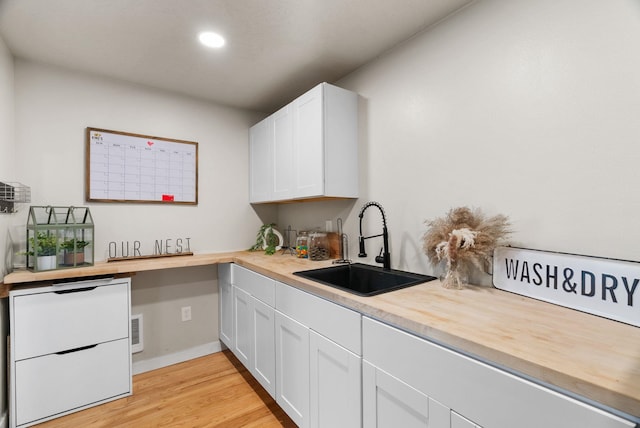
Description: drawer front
xmin=15 ymin=338 xmax=131 ymax=427
xmin=233 ymin=264 xmax=275 ymax=306
xmin=363 ymin=317 xmax=634 ymax=428
xmin=13 ymin=281 xmax=130 ymax=360
xmin=276 ymin=281 xmax=361 ymax=355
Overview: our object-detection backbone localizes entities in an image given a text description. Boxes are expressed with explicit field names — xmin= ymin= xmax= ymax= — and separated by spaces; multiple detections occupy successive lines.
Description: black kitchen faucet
xmin=358 ymin=201 xmax=391 ymax=270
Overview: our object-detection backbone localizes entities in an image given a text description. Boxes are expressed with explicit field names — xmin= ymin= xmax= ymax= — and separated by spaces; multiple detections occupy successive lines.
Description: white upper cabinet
xmin=293 ymin=85 xmax=324 ymax=198
xmin=249 ymin=82 xmax=358 ymax=203
xmin=249 ymin=118 xmax=273 ymax=203
xmin=272 ymin=105 xmax=295 ymax=201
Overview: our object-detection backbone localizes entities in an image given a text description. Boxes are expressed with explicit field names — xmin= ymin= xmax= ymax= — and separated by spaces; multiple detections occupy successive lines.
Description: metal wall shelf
xmin=0 ymin=182 xmax=31 ymax=214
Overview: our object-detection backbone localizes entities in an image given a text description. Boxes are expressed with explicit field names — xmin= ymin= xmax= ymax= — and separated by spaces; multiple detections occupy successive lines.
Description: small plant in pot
xmin=25 ymin=232 xmax=59 ymax=270
xmin=249 ymin=223 xmax=279 ymax=255
xmin=60 ymin=238 xmax=90 ymax=266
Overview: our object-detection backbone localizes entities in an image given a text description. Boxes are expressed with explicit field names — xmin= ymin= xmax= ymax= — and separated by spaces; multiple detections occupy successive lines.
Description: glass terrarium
xmin=26 ymin=206 xmax=94 ymax=271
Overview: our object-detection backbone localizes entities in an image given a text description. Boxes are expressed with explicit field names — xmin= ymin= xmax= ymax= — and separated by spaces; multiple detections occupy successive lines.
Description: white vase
xmin=37 ymin=255 xmax=57 ymax=270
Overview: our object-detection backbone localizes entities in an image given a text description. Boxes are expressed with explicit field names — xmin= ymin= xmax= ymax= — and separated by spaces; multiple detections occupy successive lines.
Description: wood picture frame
xmin=86 ymin=127 xmax=198 ymax=204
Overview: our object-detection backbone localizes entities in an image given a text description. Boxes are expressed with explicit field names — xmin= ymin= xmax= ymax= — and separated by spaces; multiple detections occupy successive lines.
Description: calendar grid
xmin=86 ymin=127 xmax=198 ymax=204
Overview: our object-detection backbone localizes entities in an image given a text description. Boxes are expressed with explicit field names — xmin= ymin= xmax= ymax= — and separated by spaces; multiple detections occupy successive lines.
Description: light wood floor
xmin=36 ymin=350 xmax=296 ymax=427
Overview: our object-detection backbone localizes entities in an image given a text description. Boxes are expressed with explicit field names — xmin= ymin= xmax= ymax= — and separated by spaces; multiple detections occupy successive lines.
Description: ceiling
xmin=0 ymin=0 xmax=472 ymax=113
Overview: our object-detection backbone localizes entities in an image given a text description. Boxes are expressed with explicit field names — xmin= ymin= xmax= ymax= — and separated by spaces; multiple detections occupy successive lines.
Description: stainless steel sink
xmin=293 ymin=263 xmax=436 ymax=296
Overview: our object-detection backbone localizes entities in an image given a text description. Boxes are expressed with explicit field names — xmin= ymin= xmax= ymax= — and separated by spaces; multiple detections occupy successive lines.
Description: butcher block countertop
xmin=3 ymin=251 xmax=640 ymax=420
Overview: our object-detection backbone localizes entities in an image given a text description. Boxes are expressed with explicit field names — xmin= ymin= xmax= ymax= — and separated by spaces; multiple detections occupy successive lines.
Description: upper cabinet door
xmin=272 ymin=105 xmax=295 ymax=200
xmin=294 ymin=84 xmax=324 ymax=198
xmin=249 ymin=118 xmax=273 ymax=203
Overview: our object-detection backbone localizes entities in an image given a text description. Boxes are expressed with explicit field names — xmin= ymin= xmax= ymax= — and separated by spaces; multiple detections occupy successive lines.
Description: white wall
xmin=131 ymin=265 xmax=218 ymax=367
xmin=0 ymin=34 xmax=14 ymax=428
xmin=14 ymin=59 xmax=269 ymax=259
xmin=11 ymin=60 xmax=273 ymax=362
xmin=279 ymin=0 xmax=640 ymax=283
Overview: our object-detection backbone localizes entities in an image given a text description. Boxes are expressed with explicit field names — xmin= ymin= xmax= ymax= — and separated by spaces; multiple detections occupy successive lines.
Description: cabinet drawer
xmin=12 ymin=281 xmax=130 ymax=360
xmin=363 ymin=317 xmax=634 ymax=428
xmin=15 ymin=338 xmax=131 ymax=427
xmin=276 ymin=281 xmax=361 ymax=355
xmin=232 ymin=264 xmax=275 ymax=306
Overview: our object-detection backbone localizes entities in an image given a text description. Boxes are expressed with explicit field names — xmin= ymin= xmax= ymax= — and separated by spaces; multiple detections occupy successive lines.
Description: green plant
xmin=249 ymin=223 xmax=278 ymax=255
xmin=26 ymin=232 xmax=59 ymax=256
xmin=60 ymin=238 xmax=90 ymax=252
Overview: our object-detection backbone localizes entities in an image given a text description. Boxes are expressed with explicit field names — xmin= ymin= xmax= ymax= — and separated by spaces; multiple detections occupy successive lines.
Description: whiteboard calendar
xmin=86 ymin=127 xmax=198 ymax=204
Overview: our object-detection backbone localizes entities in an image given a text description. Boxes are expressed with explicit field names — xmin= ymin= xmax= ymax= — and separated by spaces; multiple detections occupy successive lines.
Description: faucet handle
xmin=375 ymin=248 xmax=385 ymax=264
xmin=358 ymin=236 xmax=367 ymax=257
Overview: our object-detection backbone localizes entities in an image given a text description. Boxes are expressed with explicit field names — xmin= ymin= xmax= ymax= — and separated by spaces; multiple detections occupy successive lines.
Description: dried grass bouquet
xmin=423 ymin=207 xmax=511 ymax=289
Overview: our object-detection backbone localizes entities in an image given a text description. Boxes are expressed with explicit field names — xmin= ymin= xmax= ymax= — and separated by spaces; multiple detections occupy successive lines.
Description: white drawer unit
xmin=9 ymin=277 xmax=132 ymax=428
xmin=12 ymin=281 xmax=129 ymax=360
xmin=15 ymin=339 xmax=130 ymax=426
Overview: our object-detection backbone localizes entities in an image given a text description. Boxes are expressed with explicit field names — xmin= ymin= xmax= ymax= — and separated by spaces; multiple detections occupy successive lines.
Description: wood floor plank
xmin=35 ymin=350 xmax=296 ymax=427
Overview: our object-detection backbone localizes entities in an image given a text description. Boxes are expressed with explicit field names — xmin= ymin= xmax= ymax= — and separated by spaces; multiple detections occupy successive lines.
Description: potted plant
xmin=60 ymin=238 xmax=90 ymax=265
xmin=249 ymin=223 xmax=281 ymax=255
xmin=26 ymin=232 xmax=59 ymax=270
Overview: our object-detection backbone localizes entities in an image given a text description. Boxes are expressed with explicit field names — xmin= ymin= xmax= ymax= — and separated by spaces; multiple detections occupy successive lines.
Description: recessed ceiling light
xmin=198 ymin=32 xmax=225 ymax=48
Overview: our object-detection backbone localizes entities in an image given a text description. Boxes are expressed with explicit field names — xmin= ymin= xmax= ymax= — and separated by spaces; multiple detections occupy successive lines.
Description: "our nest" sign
xmin=493 ymin=247 xmax=640 ymax=327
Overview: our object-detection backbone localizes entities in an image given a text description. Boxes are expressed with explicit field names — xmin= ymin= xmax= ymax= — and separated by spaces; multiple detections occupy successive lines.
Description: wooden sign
xmin=86 ymin=127 xmax=198 ymax=204
xmin=493 ymin=247 xmax=640 ymax=327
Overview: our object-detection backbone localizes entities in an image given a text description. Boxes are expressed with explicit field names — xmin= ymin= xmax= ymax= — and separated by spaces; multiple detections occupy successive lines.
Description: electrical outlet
xmin=181 ymin=306 xmax=192 ymax=322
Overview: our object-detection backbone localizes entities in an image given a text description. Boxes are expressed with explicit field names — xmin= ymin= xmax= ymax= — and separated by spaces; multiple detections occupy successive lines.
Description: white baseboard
xmin=132 ymin=341 xmax=222 ymax=375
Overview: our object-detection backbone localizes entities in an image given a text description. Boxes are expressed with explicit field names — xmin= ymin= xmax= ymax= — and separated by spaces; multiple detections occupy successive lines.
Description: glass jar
xmin=295 ymin=231 xmax=309 ymax=258
xmin=308 ymin=232 xmax=330 ymax=261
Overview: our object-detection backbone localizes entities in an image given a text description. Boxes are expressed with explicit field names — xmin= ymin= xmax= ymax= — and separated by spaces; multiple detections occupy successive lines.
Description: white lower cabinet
xmin=364 ymin=360 xmax=453 ymax=428
xmin=229 ymin=265 xmax=277 ymax=397
xmin=218 ymin=263 xmax=234 ymax=348
xmin=252 ymin=297 xmax=276 ymax=396
xmin=275 ymin=311 xmax=310 ymax=427
xmin=221 ymin=266 xmax=635 ymax=428
xmin=9 ymin=277 xmax=132 ymax=428
xmin=232 ymin=286 xmax=253 ymax=368
xmin=363 ymin=361 xmax=451 ymax=428
xmin=310 ymin=331 xmax=361 ymax=428
xmin=222 ymin=264 xmax=362 ymax=428
xmin=274 ymin=306 xmax=363 ymax=428
xmin=230 ymin=284 xmax=277 ymax=396
xmin=276 ymin=280 xmax=362 ymax=428
xmin=362 ymin=316 xmax=634 ymax=428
